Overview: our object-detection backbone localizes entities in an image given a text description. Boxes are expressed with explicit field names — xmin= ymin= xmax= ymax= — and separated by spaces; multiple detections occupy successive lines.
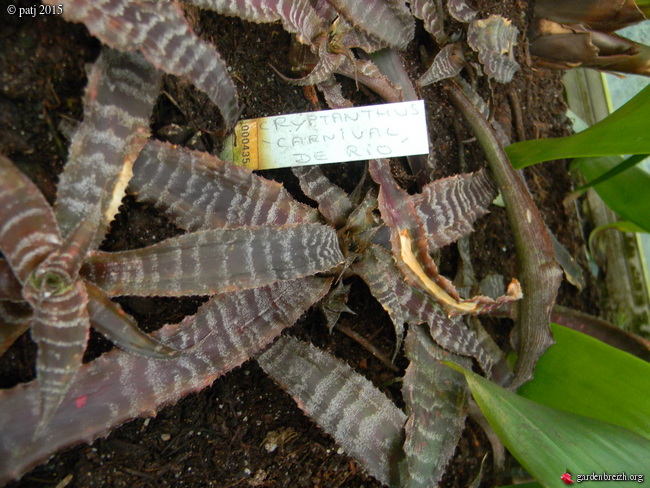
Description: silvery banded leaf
xmin=258 ymin=335 xmax=407 ymax=486
xmin=467 ymin=14 xmax=520 ymax=83
xmin=417 ymin=42 xmax=465 ymax=87
xmin=44 ymin=0 xmax=240 ymax=127
xmin=0 ymin=277 xmax=332 ymax=483
xmin=412 ymin=169 xmax=496 ymax=251
xmin=401 ymin=324 xmax=470 ymax=488
xmin=410 ymin=0 xmax=446 ymax=44
xmin=82 ymin=224 xmax=344 ymax=296
xmin=292 ymin=166 xmax=353 ymax=227
xmin=186 ymin=0 xmax=325 ymax=44
xmin=130 ymin=141 xmax=319 ymax=231
xmin=55 ymin=48 xmax=161 ymax=244
xmin=448 ymin=0 xmax=477 ymax=23
xmin=0 ymin=155 xmax=61 ymax=284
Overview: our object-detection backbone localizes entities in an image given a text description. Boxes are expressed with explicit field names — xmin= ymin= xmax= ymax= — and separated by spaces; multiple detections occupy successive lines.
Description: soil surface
xmin=0 ymin=1 xmax=602 ymax=487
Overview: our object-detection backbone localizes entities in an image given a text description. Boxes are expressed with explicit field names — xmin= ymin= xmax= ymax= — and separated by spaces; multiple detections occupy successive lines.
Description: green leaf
xmin=570 ymin=154 xmax=650 ymax=233
xmin=446 ymin=361 xmax=650 ymax=488
xmin=506 ymin=85 xmax=650 ymax=168
xmin=517 ymin=323 xmax=650 ymax=439
xmin=569 ymin=153 xmax=648 ymax=197
xmin=496 ymin=483 xmax=542 ymax=488
xmin=588 ymin=220 xmax=648 ymax=258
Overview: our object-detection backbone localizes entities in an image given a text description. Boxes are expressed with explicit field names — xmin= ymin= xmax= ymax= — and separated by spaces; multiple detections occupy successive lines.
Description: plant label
xmin=221 ymin=100 xmax=429 ymax=169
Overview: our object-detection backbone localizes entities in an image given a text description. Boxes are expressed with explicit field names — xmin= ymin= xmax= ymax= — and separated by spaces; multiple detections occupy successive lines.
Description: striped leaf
xmin=448 ymin=0 xmax=477 ymax=23
xmin=467 ymin=15 xmax=520 ymax=83
xmin=55 ymin=48 xmax=161 ymax=243
xmin=83 ymin=224 xmax=344 ymax=296
xmin=326 ymin=0 xmax=414 ymax=50
xmin=0 ymin=155 xmax=61 ymax=284
xmin=188 ymin=0 xmax=324 ymax=44
xmin=370 ymin=159 xmax=521 ymax=318
xmin=20 ymin=209 xmax=102 ymax=432
xmin=417 ymin=42 xmax=465 ymax=87
xmin=258 ymin=336 xmax=407 ymax=486
xmin=44 ymin=0 xmax=239 ymax=127
xmin=410 ymin=0 xmax=445 ymax=44
xmin=130 ymin=140 xmax=319 ymax=231
xmin=0 ymin=277 xmax=332 ymax=484
xmin=27 ymin=280 xmax=89 ymax=434
xmin=402 ymin=325 xmax=469 ymax=488
xmin=411 ymin=169 xmax=497 ymax=251
xmin=292 ymin=166 xmax=353 ymax=227
xmin=352 ymin=244 xmax=410 ymax=348
xmin=353 ymin=244 xmax=499 ymax=374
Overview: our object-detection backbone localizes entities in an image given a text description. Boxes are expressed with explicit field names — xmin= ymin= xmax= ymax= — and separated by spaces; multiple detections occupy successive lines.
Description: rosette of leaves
xmin=1 ymin=131 xmax=516 ymax=485
xmin=0 ymin=42 xmax=343 ymax=441
xmin=0 ymin=46 xmax=521 ymax=484
xmin=0 ymin=2 xmax=543 ymax=486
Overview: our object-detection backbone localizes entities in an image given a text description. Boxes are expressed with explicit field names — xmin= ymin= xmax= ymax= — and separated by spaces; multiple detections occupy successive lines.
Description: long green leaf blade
xmin=517 ymin=323 xmax=650 ymax=439
xmin=571 ymin=154 xmax=650 ymax=232
xmin=570 ymin=153 xmax=648 ymax=195
xmin=447 ymin=362 xmax=650 ymax=487
xmin=506 ymin=85 xmax=650 ymax=168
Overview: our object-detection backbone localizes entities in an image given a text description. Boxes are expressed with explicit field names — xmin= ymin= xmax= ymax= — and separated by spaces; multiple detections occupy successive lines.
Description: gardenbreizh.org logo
xmin=562 ymin=470 xmax=645 ymax=484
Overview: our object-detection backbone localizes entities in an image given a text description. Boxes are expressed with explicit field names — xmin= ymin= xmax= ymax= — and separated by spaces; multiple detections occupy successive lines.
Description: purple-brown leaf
xmin=83 ymin=224 xmax=344 ymax=296
xmin=86 ymin=282 xmax=179 ymax=359
xmin=55 ymin=48 xmax=161 ymax=243
xmin=412 ymin=169 xmax=497 ymax=251
xmin=410 ymin=0 xmax=446 ymax=44
xmin=0 ymin=155 xmax=61 ymax=284
xmin=0 ymin=276 xmax=332 ymax=484
xmin=130 ymin=141 xmax=319 ymax=231
xmin=45 ymin=0 xmax=239 ymax=126
xmin=417 ymin=42 xmax=465 ymax=87
xmin=402 ymin=324 xmax=469 ymax=488
xmin=467 ymin=15 xmax=520 ymax=83
xmin=258 ymin=335 xmax=406 ymax=486
xmin=325 ymin=0 xmax=415 ymax=50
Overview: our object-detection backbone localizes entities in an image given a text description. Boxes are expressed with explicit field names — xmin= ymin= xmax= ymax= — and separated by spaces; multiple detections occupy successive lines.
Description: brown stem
xmin=335 ymin=323 xmax=401 ymax=372
xmin=446 ymin=80 xmax=563 ymax=388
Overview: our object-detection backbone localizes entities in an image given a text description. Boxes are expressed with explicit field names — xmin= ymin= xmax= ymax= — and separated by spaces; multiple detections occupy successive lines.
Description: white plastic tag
xmin=220 ymin=100 xmax=429 ymax=170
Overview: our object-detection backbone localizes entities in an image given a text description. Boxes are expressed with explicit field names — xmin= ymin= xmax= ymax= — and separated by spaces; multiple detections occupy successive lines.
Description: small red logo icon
xmin=561 ymin=471 xmax=574 ymax=484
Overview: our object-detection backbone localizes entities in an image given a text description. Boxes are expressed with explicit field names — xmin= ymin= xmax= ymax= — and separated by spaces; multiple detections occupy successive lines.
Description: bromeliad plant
xmin=0 ymin=132 xmax=516 ymax=485
xmin=0 ymin=0 xmax=604 ymax=486
xmin=0 ymin=3 xmax=523 ymax=484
